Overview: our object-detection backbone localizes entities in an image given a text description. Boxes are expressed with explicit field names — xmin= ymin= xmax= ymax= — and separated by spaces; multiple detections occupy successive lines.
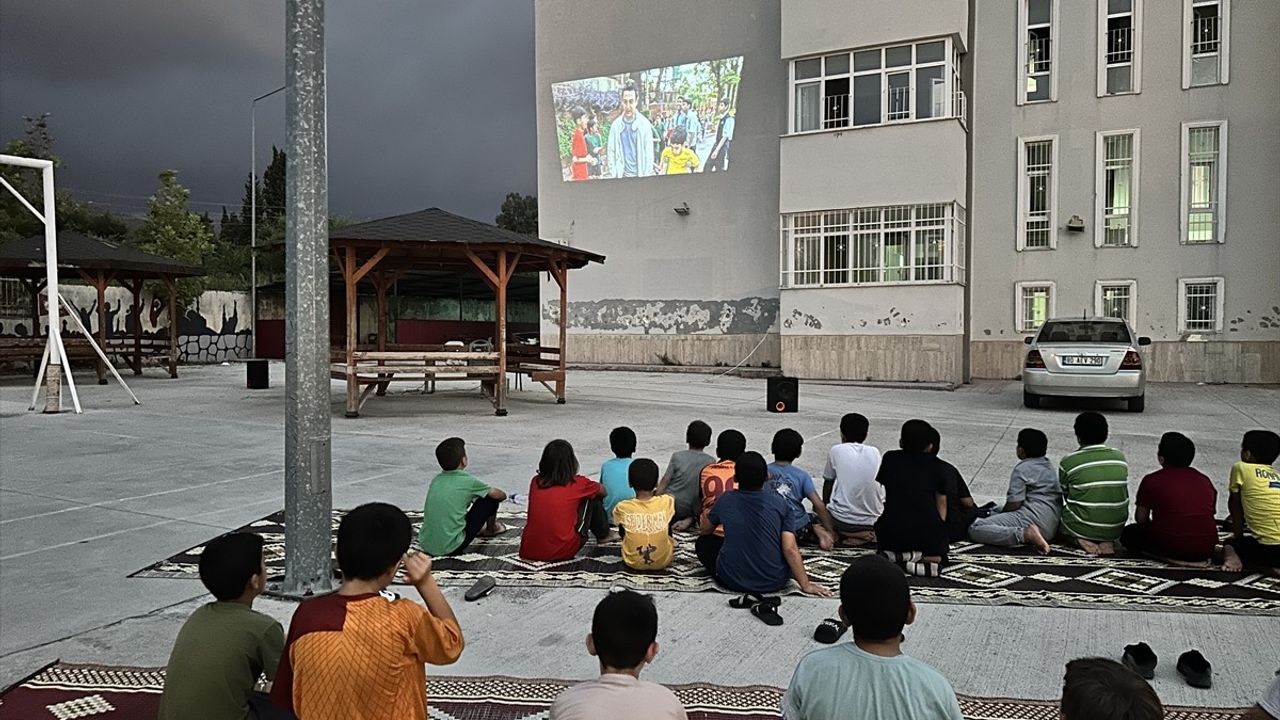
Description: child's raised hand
xmin=403 ymin=551 xmax=433 ymax=585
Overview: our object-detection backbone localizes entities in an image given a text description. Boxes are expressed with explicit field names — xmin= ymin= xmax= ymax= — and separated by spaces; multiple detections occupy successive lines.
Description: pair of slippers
xmin=730 ymin=594 xmax=783 ymax=625
xmin=1122 ymin=642 xmax=1213 ymax=689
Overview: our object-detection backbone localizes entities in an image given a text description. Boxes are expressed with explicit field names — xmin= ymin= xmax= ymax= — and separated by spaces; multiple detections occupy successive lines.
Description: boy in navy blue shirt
xmin=767 ymin=428 xmax=837 ymax=551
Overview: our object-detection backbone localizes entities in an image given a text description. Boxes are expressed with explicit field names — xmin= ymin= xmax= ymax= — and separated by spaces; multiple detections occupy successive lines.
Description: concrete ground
xmin=1 ymin=365 xmax=1277 ymax=708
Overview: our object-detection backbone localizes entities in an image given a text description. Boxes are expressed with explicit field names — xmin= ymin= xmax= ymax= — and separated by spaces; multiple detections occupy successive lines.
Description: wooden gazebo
xmin=0 ymin=232 xmax=202 ymax=380
xmin=328 ymin=208 xmax=604 ymax=416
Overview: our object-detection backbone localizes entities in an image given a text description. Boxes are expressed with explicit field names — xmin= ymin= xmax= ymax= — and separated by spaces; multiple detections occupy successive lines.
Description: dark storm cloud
xmin=0 ymin=0 xmax=536 ymax=222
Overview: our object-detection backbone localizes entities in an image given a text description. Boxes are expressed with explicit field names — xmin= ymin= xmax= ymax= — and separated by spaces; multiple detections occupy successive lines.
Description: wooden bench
xmin=332 ymin=349 xmax=503 ymax=415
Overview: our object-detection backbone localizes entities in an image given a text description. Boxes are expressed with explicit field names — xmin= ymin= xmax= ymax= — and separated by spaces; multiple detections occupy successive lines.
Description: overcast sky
xmin=0 ymin=0 xmax=536 ymax=224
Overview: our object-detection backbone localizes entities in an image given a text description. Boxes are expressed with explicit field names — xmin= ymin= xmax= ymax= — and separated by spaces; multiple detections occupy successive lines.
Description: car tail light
xmin=1120 ymin=351 xmax=1143 ymax=370
xmin=1025 ymin=350 xmax=1045 ymax=369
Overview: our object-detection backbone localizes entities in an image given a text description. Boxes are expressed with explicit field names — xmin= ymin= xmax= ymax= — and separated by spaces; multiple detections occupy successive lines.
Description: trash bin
xmin=246 ymin=359 xmax=269 ymax=389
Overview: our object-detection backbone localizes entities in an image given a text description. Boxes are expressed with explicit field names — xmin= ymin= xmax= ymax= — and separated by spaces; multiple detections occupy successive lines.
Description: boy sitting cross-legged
xmin=822 ymin=413 xmax=883 ymax=546
xmin=1224 ymin=429 xmax=1280 ymax=575
xmin=767 ymin=428 xmax=837 ymax=551
xmin=1058 ymin=412 xmax=1130 ymax=556
xmin=967 ymin=428 xmax=1061 ymax=554
xmin=549 ymin=589 xmax=687 ymax=719
xmin=419 ymin=437 xmax=507 ymax=557
xmin=613 ymin=459 xmax=676 ymax=571
xmin=781 ymin=555 xmax=963 ymax=720
xmin=874 ymin=420 xmax=950 ymax=576
xmin=601 ymin=426 xmax=638 ymax=519
xmin=159 ymin=532 xmax=286 ymax=720
xmin=698 ymin=429 xmax=747 ymax=535
xmin=270 ymin=503 xmax=464 ymax=720
xmin=1119 ymin=431 xmax=1217 ymax=566
xmin=658 ymin=420 xmax=715 ymax=532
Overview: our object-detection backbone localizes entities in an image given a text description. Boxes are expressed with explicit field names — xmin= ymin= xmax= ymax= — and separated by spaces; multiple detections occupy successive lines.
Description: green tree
xmin=135 ymin=170 xmax=213 ymax=308
xmin=495 ymin=193 xmax=538 ymax=235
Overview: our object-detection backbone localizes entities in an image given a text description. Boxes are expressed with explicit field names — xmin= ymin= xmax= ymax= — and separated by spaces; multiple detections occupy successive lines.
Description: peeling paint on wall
xmin=545 ymin=297 xmax=779 ymax=334
xmin=781 ymin=308 xmax=822 ymax=330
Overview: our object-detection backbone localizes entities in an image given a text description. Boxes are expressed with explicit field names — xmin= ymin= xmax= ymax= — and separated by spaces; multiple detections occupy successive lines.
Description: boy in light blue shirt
xmin=601 ymin=427 xmax=637 ymax=518
xmin=782 ymin=555 xmax=963 ymax=720
xmin=767 ymin=428 xmax=837 ymax=551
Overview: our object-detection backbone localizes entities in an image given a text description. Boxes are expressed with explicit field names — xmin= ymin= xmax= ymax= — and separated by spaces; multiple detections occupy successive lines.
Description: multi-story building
xmin=534 ymin=0 xmax=1279 ymax=384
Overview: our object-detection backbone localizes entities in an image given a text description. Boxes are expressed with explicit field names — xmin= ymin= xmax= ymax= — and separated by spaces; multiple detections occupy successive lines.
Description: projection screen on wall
xmin=552 ymin=56 xmax=743 ymax=182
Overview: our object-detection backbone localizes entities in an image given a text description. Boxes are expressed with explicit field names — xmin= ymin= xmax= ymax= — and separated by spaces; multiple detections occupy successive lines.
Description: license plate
xmin=1061 ymin=355 xmax=1105 ymax=366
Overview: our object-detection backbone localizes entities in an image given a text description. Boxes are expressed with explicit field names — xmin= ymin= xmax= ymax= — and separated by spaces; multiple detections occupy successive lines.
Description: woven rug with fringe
xmin=129 ymin=510 xmax=1280 ymax=616
xmin=0 ymin=663 xmax=1248 ymax=720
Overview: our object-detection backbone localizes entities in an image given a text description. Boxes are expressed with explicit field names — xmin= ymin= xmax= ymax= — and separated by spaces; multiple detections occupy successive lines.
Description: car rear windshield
xmin=1038 ymin=321 xmax=1132 ymax=344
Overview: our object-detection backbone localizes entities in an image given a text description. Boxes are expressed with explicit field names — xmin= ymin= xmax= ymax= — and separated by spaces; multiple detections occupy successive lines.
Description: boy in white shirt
xmin=822 ymin=413 xmax=883 ymax=545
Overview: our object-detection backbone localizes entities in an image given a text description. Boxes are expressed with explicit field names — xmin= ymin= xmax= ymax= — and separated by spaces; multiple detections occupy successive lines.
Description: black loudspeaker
xmin=767 ymin=376 xmax=799 ymax=413
xmin=246 ymin=359 xmax=270 ymax=389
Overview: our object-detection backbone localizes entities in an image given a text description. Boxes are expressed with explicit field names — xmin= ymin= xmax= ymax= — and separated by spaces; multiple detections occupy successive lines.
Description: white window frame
xmin=1017 ymin=135 xmax=1058 ymax=251
xmin=1018 ymin=0 xmax=1060 ymax=105
xmin=1180 ymin=120 xmax=1227 ymax=244
xmin=1177 ymin=276 xmax=1225 ymax=333
xmin=1094 ymin=279 xmax=1138 ymax=323
xmin=1016 ymin=281 xmax=1056 ymax=333
xmin=787 ymin=38 xmax=959 ymax=135
xmin=1182 ymin=0 xmax=1230 ymax=88
xmin=1097 ymin=0 xmax=1143 ymax=96
xmin=1094 ymin=129 xmax=1140 ymax=248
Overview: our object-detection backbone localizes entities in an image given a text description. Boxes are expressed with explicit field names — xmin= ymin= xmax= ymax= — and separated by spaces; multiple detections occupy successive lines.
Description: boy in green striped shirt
xmin=1058 ymin=412 xmax=1130 ymax=556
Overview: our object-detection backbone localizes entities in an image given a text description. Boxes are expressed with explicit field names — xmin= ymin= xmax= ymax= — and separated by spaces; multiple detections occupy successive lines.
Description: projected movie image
xmin=552 ymin=56 xmax=743 ymax=181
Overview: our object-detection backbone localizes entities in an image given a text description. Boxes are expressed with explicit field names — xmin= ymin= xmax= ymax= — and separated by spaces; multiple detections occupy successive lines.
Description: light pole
xmin=250 ymin=84 xmax=285 ymax=358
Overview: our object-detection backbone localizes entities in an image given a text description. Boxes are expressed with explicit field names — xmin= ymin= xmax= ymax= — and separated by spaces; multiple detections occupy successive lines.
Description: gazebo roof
xmin=329 ymin=207 xmax=605 ymax=271
xmin=0 ymin=232 xmax=203 ymax=280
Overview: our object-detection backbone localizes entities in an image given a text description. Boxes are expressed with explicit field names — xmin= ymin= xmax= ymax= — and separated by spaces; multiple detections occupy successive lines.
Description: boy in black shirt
xmin=925 ymin=425 xmax=979 ymax=543
xmin=875 ymin=420 xmax=949 ymax=576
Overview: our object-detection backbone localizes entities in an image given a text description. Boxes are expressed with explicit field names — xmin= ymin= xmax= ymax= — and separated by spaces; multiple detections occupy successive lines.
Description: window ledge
xmin=1101 ymin=91 xmax=1141 ymax=98
xmin=1179 ymin=240 xmax=1226 ymax=246
xmin=1096 ymin=244 xmax=1138 ymax=249
xmin=781 ymin=280 xmax=965 ymax=291
xmin=781 ymin=116 xmax=964 ymax=140
xmin=1017 ymin=246 xmax=1057 ymax=252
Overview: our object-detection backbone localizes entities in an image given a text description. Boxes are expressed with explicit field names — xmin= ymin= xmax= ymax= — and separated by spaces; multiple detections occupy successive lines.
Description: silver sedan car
xmin=1022 ymin=317 xmax=1151 ymax=412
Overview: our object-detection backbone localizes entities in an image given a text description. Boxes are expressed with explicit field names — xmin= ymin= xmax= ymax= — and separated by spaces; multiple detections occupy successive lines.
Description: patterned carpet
xmin=0 ymin=663 xmax=1249 ymax=720
xmin=129 ymin=510 xmax=1280 ymax=616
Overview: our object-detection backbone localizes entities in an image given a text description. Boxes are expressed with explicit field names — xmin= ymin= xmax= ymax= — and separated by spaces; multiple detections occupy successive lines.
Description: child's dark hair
xmin=1061 ymin=658 xmax=1163 ymax=720
xmin=336 ymin=503 xmax=412 ymax=581
xmin=900 ymin=419 xmax=934 ymax=453
xmin=1243 ymin=429 xmax=1280 ymax=465
xmin=840 ymin=413 xmax=869 ymax=443
xmin=771 ymin=428 xmax=804 ymax=462
xmin=591 ymin=589 xmax=658 ymax=670
xmin=840 ymin=555 xmax=911 ymax=642
xmin=923 ymin=424 xmax=942 ymax=455
xmin=199 ymin=532 xmax=265 ymax=601
xmin=686 ymin=420 xmax=712 ymax=449
xmin=1074 ymin=412 xmax=1109 ymax=445
xmin=435 ymin=437 xmax=466 ymax=471
xmin=571 ymin=106 xmax=587 ymax=121
xmin=1157 ymin=432 xmax=1195 ymax=468
xmin=610 ymin=426 xmax=637 ymax=458
xmin=537 ymin=439 xmax=580 ymax=488
xmin=669 ymin=127 xmax=688 ymax=146
xmin=628 ymin=458 xmax=659 ymax=492
xmin=1017 ymin=428 xmax=1048 ymax=458
xmin=735 ymin=451 xmax=768 ymax=491
xmin=716 ymin=429 xmax=747 ymax=462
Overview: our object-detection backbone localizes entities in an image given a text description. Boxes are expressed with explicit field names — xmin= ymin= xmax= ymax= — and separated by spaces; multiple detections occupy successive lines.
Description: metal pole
xmin=251 ymin=85 xmax=285 ymax=360
xmin=279 ymin=0 xmax=333 ymax=598
xmin=41 ymin=163 xmax=61 ymax=413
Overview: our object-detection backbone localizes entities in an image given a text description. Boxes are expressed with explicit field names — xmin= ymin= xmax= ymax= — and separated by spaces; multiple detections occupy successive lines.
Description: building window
xmin=1095 ymin=280 xmax=1137 ymax=323
xmin=1019 ymin=0 xmax=1057 ymax=104
xmin=1096 ymin=130 xmax=1138 ymax=247
xmin=1099 ymin=0 xmax=1142 ymax=96
xmin=1178 ymin=277 xmax=1224 ymax=332
xmin=1184 ymin=0 xmax=1230 ymax=87
xmin=1018 ymin=136 xmax=1057 ymax=250
xmin=1017 ymin=282 xmax=1055 ymax=332
xmin=781 ymin=203 xmax=965 ymax=288
xmin=1181 ymin=121 xmax=1226 ymax=244
xmin=789 ymin=38 xmax=961 ymax=133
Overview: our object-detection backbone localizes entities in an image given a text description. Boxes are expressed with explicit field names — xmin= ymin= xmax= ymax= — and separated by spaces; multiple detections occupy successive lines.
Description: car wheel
xmin=1127 ymin=395 xmax=1145 ymax=413
xmin=1023 ymin=391 xmax=1040 ymax=409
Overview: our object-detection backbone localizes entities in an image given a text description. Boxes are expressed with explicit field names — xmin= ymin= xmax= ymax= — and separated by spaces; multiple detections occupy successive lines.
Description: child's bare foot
xmin=1023 ymin=525 xmax=1051 ymax=554
xmin=839 ymin=531 xmax=875 ymax=547
xmin=671 ymin=517 xmax=693 ymax=532
xmin=479 ymin=522 xmax=508 ymax=538
xmin=1097 ymin=542 xmax=1116 ymax=556
xmin=814 ymin=525 xmax=836 ymax=551
xmin=599 ymin=531 xmax=622 ymax=544
xmin=1076 ymin=538 xmax=1105 ymax=556
xmin=1166 ymin=557 xmax=1211 ymax=569
xmin=1222 ymin=545 xmax=1244 ymax=572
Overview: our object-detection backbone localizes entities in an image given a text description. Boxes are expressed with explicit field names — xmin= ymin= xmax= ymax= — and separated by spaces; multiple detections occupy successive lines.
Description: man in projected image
xmin=606 ymin=83 xmax=655 ymax=178
xmin=672 ymin=97 xmax=701 ymax=149
xmin=708 ymin=99 xmax=735 ymax=173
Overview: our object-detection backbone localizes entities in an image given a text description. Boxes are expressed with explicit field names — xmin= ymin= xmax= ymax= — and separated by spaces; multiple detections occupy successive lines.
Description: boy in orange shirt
xmin=270 ymin=503 xmax=464 ymax=720
xmin=699 ymin=429 xmax=746 ymax=535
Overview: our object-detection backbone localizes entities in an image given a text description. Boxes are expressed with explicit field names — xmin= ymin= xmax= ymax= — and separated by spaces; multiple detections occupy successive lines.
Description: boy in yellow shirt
xmin=1223 ymin=430 xmax=1280 ymax=575
xmin=613 ymin=459 xmax=675 ymax=571
xmin=658 ymin=128 xmax=699 ymax=175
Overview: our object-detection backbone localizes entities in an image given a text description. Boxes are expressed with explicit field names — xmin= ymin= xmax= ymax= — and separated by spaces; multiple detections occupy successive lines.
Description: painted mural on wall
xmin=0 ymin=284 xmax=251 ymax=364
xmin=544 ymin=296 xmax=779 ymax=335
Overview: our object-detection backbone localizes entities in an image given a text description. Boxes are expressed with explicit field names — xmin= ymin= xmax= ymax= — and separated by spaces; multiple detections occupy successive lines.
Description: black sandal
xmin=751 ymin=601 xmax=783 ymax=626
xmin=464 ymin=575 xmax=496 ymax=602
xmin=729 ymin=593 xmax=780 ymax=609
xmin=814 ymin=618 xmax=848 ymax=644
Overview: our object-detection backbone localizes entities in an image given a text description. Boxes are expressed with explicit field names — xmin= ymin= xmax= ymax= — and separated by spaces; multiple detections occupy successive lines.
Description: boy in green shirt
xmin=1058 ymin=412 xmax=1130 ymax=556
xmin=159 ymin=532 xmax=286 ymax=720
xmin=420 ymin=437 xmax=508 ymax=556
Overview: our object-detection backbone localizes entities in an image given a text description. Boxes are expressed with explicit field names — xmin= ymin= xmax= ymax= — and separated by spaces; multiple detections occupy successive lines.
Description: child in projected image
xmin=658 ymin=128 xmax=700 ymax=175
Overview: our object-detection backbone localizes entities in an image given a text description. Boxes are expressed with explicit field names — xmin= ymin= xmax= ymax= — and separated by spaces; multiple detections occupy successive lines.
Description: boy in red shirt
xmin=520 ymin=439 xmax=620 ymax=561
xmin=1119 ymin=432 xmax=1218 ymax=566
